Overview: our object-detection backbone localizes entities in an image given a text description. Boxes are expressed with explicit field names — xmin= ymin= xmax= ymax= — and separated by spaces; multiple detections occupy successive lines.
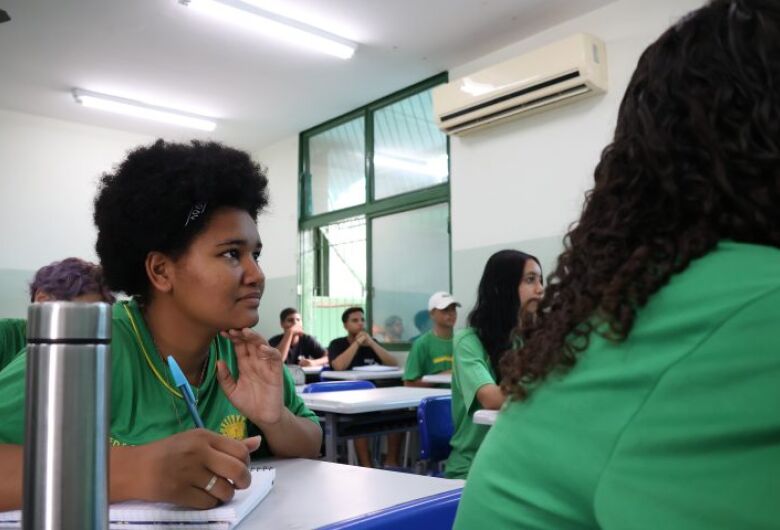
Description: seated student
xmin=0 ymin=257 xmax=115 ymax=371
xmin=327 ymin=307 xmax=398 ymax=467
xmin=446 ymin=250 xmax=543 ymax=479
xmin=327 ymin=307 xmax=397 ymax=371
xmin=455 ymin=2 xmax=780 ymax=528
xmin=403 ymin=292 xmax=460 ymax=387
xmin=0 ymin=140 xmax=321 ymax=511
xmin=268 ymin=307 xmax=328 ymax=367
xmin=381 ymin=315 xmax=404 ymax=343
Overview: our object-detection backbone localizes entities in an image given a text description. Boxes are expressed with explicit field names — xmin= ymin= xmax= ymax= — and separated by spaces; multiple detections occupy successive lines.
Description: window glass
xmin=300 ymin=216 xmax=366 ymax=346
xmin=308 ymin=117 xmax=365 ymax=215
xmin=373 ymin=90 xmax=448 ymax=200
xmin=371 ymin=204 xmax=449 ymax=343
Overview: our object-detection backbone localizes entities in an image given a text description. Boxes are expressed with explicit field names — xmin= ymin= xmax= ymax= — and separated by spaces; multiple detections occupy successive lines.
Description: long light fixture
xmin=179 ymin=0 xmax=357 ymax=60
xmin=72 ymin=89 xmax=217 ymax=131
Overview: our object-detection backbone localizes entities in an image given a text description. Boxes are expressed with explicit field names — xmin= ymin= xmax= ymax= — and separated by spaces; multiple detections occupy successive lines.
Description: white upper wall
xmin=450 ymin=0 xmax=704 ymax=252
xmin=0 ymin=109 xmax=153 ymax=270
xmin=252 ymin=135 xmax=299 ymax=281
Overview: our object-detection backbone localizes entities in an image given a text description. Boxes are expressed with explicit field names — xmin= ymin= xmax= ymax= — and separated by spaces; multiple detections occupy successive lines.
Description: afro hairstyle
xmin=93 ymin=139 xmax=269 ymax=298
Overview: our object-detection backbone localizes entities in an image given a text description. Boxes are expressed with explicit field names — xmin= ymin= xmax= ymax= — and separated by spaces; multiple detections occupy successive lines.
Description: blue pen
xmin=167 ymin=355 xmax=205 ymax=429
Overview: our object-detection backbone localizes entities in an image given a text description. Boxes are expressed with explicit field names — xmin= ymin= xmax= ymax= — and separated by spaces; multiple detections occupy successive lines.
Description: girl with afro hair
xmin=0 ymin=140 xmax=322 ymax=509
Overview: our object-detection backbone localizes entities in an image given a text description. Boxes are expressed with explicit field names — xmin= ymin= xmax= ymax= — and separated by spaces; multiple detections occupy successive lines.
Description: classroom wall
xmin=448 ymin=0 xmax=704 ymax=323
xmin=0 ymin=0 xmax=706 ymax=337
xmin=251 ymin=136 xmax=300 ymax=339
xmin=251 ymin=0 xmax=706 ymax=329
xmin=0 ymin=109 xmax=154 ymax=317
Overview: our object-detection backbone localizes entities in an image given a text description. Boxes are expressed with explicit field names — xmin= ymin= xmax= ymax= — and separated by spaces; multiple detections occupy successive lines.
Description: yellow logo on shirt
xmin=220 ymin=414 xmax=248 ymax=440
xmin=432 ymin=355 xmax=453 ymax=365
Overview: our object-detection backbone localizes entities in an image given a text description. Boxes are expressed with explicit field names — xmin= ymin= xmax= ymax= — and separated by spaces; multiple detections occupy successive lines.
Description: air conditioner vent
xmin=433 ymin=34 xmax=607 ymax=135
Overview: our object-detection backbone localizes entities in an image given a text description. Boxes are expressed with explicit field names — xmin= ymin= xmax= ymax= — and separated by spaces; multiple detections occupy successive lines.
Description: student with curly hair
xmin=0 ymin=140 xmax=322 ymax=510
xmin=0 ymin=257 xmax=115 ymax=371
xmin=456 ymin=1 xmax=780 ymax=528
xmin=445 ymin=250 xmax=543 ymax=479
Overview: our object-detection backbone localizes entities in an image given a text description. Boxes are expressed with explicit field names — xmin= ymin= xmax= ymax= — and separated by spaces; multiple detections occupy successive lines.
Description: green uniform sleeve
xmin=0 ymin=319 xmax=27 ymax=372
xmin=403 ymin=337 xmax=425 ymax=381
xmin=454 ymin=331 xmax=496 ymax=417
xmin=594 ymin=288 xmax=780 ymax=529
xmin=0 ymin=351 xmax=27 ymax=443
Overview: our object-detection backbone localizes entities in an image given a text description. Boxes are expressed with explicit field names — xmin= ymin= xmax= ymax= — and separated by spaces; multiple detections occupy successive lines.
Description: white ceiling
xmin=0 ymin=0 xmax=615 ymax=151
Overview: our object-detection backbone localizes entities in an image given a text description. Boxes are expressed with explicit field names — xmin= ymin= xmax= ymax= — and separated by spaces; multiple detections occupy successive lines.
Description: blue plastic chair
xmin=303 ymin=380 xmax=376 ymax=393
xmin=417 ymin=395 xmax=453 ymax=474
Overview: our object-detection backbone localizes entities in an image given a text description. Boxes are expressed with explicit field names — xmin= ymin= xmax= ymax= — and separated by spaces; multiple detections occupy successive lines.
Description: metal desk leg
xmin=324 ymin=412 xmax=338 ymax=462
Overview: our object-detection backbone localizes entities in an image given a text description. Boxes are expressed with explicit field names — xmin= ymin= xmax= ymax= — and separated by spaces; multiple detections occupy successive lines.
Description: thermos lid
xmin=27 ymin=302 xmax=112 ymax=342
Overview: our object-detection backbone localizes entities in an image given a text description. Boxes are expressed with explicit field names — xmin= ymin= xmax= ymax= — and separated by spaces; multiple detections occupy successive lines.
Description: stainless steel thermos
xmin=22 ymin=302 xmax=111 ymax=530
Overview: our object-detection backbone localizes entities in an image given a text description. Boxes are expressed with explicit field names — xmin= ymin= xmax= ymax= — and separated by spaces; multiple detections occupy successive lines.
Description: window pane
xmin=300 ymin=217 xmax=366 ymax=347
xmin=373 ymin=90 xmax=448 ymax=200
xmin=371 ymin=204 xmax=449 ymax=343
xmin=308 ymin=117 xmax=365 ymax=215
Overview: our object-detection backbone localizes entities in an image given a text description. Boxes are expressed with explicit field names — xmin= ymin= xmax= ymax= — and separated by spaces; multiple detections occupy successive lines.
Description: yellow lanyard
xmin=123 ymin=302 xmax=217 ymax=400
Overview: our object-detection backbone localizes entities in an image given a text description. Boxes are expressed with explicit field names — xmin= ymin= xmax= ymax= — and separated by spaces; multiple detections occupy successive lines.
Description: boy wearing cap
xmin=403 ymin=292 xmax=460 ymax=387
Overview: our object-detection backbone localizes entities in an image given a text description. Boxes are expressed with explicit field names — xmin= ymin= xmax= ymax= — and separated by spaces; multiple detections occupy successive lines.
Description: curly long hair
xmin=468 ymin=250 xmax=540 ymax=377
xmin=93 ymin=139 xmax=269 ymax=298
xmin=501 ymin=0 xmax=780 ymax=399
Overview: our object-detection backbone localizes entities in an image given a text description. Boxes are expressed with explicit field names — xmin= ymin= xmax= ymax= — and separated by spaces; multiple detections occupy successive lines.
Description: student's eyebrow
xmin=216 ymin=238 xmax=263 ymax=250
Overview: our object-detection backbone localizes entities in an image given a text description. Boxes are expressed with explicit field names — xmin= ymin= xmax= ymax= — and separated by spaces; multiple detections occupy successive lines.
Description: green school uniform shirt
xmin=0 ymin=300 xmax=319 ymax=457
xmin=455 ymin=242 xmax=780 ymax=530
xmin=0 ymin=318 xmax=26 ymax=372
xmin=402 ymin=330 xmax=453 ymax=381
xmin=445 ymin=327 xmax=497 ymax=479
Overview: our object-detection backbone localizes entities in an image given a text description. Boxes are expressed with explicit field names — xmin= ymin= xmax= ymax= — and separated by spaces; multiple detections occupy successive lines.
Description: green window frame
xmin=299 ymin=72 xmax=451 ymax=350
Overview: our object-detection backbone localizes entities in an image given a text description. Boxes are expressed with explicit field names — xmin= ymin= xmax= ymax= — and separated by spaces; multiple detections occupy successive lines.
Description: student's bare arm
xmin=330 ymin=341 xmax=361 ymax=371
xmin=476 ymin=383 xmax=505 ymax=410
xmin=365 ymin=337 xmax=398 ymax=366
xmin=0 ymin=433 xmax=258 ymax=511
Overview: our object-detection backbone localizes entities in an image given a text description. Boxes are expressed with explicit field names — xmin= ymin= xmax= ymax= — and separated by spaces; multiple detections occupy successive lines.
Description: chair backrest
xmin=418 ymin=395 xmax=454 ymax=462
xmin=303 ymin=380 xmax=376 ymax=393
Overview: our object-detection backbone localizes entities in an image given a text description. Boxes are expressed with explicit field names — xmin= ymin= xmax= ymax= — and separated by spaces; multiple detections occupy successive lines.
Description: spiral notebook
xmin=0 ymin=466 xmax=274 ymax=530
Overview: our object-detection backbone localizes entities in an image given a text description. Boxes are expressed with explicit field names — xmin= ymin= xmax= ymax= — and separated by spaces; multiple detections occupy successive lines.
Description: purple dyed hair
xmin=29 ymin=257 xmax=115 ymax=303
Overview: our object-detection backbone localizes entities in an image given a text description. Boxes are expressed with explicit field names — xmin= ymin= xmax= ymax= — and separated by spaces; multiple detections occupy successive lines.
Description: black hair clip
xmin=185 ymin=202 xmax=207 ymax=227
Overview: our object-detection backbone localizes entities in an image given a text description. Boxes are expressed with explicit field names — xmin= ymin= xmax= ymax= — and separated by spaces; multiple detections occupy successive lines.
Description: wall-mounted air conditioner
xmin=433 ymin=33 xmax=607 ymax=135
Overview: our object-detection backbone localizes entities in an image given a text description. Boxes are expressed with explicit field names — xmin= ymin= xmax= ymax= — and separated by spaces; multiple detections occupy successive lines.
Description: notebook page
xmin=0 ymin=467 xmax=274 ymax=528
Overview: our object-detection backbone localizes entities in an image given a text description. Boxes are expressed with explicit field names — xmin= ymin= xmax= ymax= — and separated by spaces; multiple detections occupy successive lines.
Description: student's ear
xmin=33 ymin=291 xmax=54 ymax=303
xmin=145 ymin=251 xmax=175 ymax=294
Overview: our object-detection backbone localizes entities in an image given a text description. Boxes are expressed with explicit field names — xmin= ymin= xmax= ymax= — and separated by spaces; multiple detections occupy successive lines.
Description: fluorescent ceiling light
xmin=72 ymin=89 xmax=217 ymax=131
xmin=180 ymin=0 xmax=357 ymax=60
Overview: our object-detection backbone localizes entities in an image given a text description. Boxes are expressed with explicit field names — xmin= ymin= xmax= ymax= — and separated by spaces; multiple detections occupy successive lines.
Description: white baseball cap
xmin=428 ymin=291 xmax=461 ymax=311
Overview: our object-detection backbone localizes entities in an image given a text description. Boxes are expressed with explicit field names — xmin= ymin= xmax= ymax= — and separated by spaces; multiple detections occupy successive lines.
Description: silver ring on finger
xmin=204 ymin=474 xmax=218 ymax=493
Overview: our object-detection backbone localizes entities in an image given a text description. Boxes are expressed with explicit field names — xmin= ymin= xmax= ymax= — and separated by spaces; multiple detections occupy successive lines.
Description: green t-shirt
xmin=445 ymin=327 xmax=497 ymax=479
xmin=0 ymin=318 xmax=26 ymax=372
xmin=0 ymin=300 xmax=318 ymax=457
xmin=455 ymin=241 xmax=780 ymax=530
xmin=403 ymin=330 xmax=453 ymax=381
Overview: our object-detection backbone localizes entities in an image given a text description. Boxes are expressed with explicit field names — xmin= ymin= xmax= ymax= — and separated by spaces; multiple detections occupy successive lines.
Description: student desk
xmin=302 ymin=387 xmax=451 ymax=462
xmin=239 ymin=458 xmax=464 ymax=529
xmin=302 ymin=365 xmax=325 ymax=383
xmin=473 ymin=409 xmax=498 ymax=426
xmin=321 ymin=369 xmax=404 ymax=381
xmin=421 ymin=374 xmax=451 ymax=385
xmin=321 ymin=369 xmax=404 ymax=388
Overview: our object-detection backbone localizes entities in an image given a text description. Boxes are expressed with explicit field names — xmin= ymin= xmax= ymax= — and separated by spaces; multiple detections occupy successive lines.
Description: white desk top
xmin=473 ymin=409 xmax=498 ymax=426
xmin=321 ymin=368 xmax=404 ymax=380
xmin=238 ymin=458 xmax=463 ymax=529
xmin=302 ymin=386 xmax=451 ymax=414
xmin=301 ymin=365 xmax=324 ymax=374
xmin=421 ymin=373 xmax=452 ymax=385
